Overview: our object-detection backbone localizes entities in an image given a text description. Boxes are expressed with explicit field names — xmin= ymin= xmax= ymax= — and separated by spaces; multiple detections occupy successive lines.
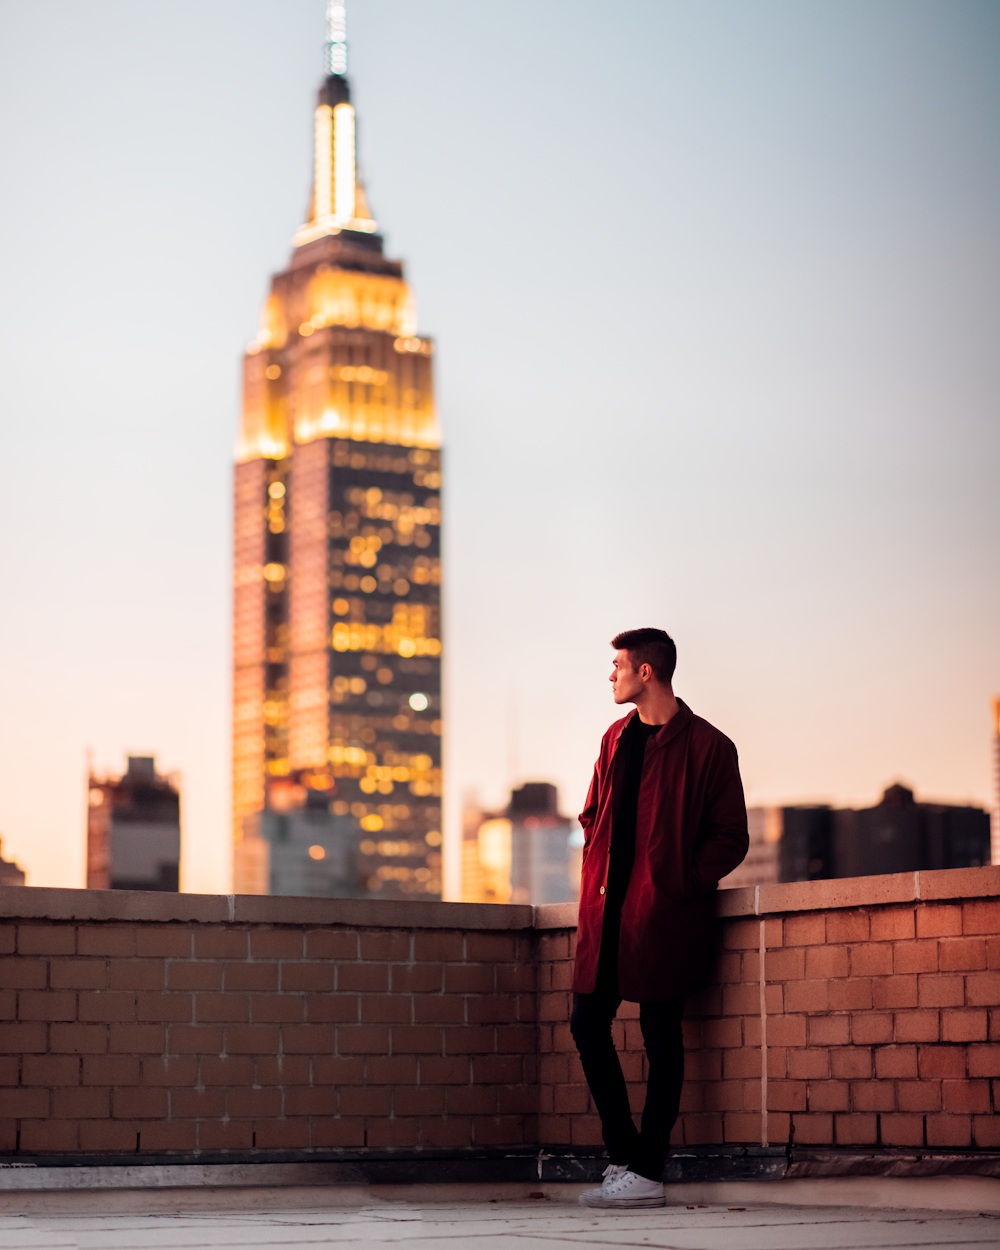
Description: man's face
xmin=610 ymin=651 xmax=645 ymax=704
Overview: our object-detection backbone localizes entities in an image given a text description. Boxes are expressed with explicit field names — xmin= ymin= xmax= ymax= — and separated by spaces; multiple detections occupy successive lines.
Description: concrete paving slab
xmin=0 ymin=1192 xmax=999 ymax=1250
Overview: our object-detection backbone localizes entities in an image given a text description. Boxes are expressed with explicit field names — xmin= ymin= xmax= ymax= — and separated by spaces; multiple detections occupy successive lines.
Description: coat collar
xmin=610 ymin=698 xmax=693 ymax=753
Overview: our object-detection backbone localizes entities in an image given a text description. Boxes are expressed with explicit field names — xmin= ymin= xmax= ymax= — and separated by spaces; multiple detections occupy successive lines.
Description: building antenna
xmin=326 ymin=0 xmax=347 ymax=76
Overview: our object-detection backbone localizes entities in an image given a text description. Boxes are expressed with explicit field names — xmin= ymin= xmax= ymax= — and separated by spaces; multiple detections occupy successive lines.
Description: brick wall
xmin=536 ymin=867 xmax=1000 ymax=1154
xmin=0 ymin=868 xmax=998 ymax=1160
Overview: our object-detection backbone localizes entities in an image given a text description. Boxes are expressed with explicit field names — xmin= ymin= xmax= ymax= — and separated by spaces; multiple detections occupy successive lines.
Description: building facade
xmin=87 ymin=757 xmax=181 ymax=892
xmin=233 ymin=3 xmax=442 ymax=900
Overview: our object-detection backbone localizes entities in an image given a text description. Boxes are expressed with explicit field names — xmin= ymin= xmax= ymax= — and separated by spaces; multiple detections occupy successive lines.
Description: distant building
xmin=775 ymin=784 xmax=990 ymax=883
xmin=87 ymin=757 xmax=180 ymax=892
xmin=0 ymin=839 xmax=26 ymax=887
xmin=237 ymin=767 xmax=438 ymax=897
xmin=461 ymin=784 xmax=582 ymax=906
xmin=718 ymin=807 xmax=781 ymax=889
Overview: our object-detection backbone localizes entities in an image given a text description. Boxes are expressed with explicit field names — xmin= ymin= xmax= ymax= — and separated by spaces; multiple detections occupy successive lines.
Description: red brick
xmin=0 ymin=927 xmax=15 ymax=955
xmin=171 ymin=1086 xmax=226 ymax=1117
xmin=305 ymin=992 xmax=358 ymax=1024
xmin=365 ymin=1054 xmax=418 ymax=1084
xmin=916 ymin=905 xmax=962 ymax=938
xmin=968 ymin=1044 xmax=1000 ymax=1077
xmin=201 ymin=1055 xmax=255 ymax=1085
xmin=466 ymin=934 xmax=515 ymax=962
xmin=197 ymin=1121 xmax=253 ymax=1151
xmin=724 ymin=1048 xmax=763 ymax=1079
xmin=281 ymin=1024 xmax=336 ymax=1053
xmin=356 ymin=931 xmax=411 ymax=962
xmin=22 ymin=1054 xmax=79 ymax=1086
xmin=284 ymin=1085 xmax=337 ymax=1116
xmin=137 ymin=990 xmax=193 ymax=1020
xmin=880 ymin=1113 xmax=923 ymax=1145
xmin=166 ymin=1024 xmax=224 ymax=1053
xmin=167 ymin=962 xmax=221 ymax=991
xmin=942 ymin=1009 xmax=987 ymax=1042
xmin=281 ymin=963 xmax=335 ymax=992
xmin=113 ymin=1087 xmax=168 ymax=1118
xmin=81 ymin=1055 xmax=139 ymax=1085
xmin=704 ymin=1018 xmax=743 ymax=1048
xmin=721 ymin=983 xmax=759 ymax=1016
xmin=849 ymin=944 xmax=893 ymax=977
xmin=443 ymin=964 xmax=494 ymax=993
xmin=224 ymin=963 xmax=279 ymax=992
xmin=109 ymin=1024 xmax=164 ymax=1053
xmin=825 ymin=911 xmax=868 ymax=943
xmin=79 ymin=1121 xmax=139 ymax=1152
xmin=312 ymin=1055 xmax=366 ymax=1085
xmin=78 ymin=990 xmax=137 ymax=1022
xmin=19 ymin=990 xmax=76 ymax=1021
xmin=893 ymin=940 xmax=938 ymax=974
xmin=253 ymin=1120 xmax=311 ymax=1149
xmin=336 ymin=1024 xmax=391 ymax=1054
xmin=0 ymin=959 xmax=47 ymax=989
xmin=250 ymin=993 xmax=305 ymax=1023
xmin=791 ymin=1112 xmax=833 ymax=1144
xmin=413 ymin=996 xmax=466 ymax=1025
xmin=194 ymin=993 xmax=249 ymax=1023
xmin=249 ymin=929 xmax=303 ymax=959
xmin=874 ymin=1045 xmax=917 ymax=1078
xmin=938 ymin=938 xmax=987 ymax=972
xmin=925 ymin=1113 xmax=972 ymax=1148
xmin=136 ymin=927 xmax=191 ymax=957
xmin=787 ymin=1048 xmax=830 ymax=1080
xmin=537 ymin=933 xmax=570 ymax=961
xmin=2 ymin=1088 xmax=49 ymax=1117
xmin=988 ymin=937 xmax=1000 ymax=969
xmin=310 ymin=1116 xmax=365 ymax=1147
xmin=442 ymin=1025 xmax=494 ymax=1054
xmin=918 ymin=975 xmax=964 ymax=1009
xmin=413 ymin=932 xmax=464 ymax=962
xmin=831 ymin=1048 xmax=872 ymax=1079
xmin=227 ymin=1086 xmax=282 ymax=1118
xmin=834 ymin=1113 xmax=877 ymax=1145
xmin=224 ymin=1024 xmax=281 ymax=1054
xmin=193 ymin=929 xmax=248 ymax=959
xmin=806 ymin=1082 xmax=850 ymax=1112
xmin=110 ymin=960 xmax=164 ymax=991
xmin=963 ymin=900 xmax=1000 ymax=935
xmin=942 ymin=1079 xmax=990 ymax=1113
xmin=828 ymin=978 xmax=873 ymax=1011
xmin=870 ymin=908 xmax=915 ymax=941
xmin=257 ymin=1054 xmax=310 ymax=1085
xmin=141 ymin=1055 xmax=198 ymax=1086
xmin=422 ymin=1118 xmax=474 ymax=1148
xmin=893 ymin=1010 xmax=940 ymax=1043
xmin=50 ymin=1084 xmax=109 ymax=1118
xmin=872 ymin=975 xmax=917 ymax=1009
xmin=139 ymin=1122 xmax=197 ymax=1152
xmin=805 ymin=1015 xmax=847 ymax=1046
xmin=783 ymin=915 xmax=826 ymax=947
xmin=337 ymin=963 xmax=388 ymax=993
xmin=50 ymin=960 xmax=106 ymax=990
xmin=802 ymin=947 xmax=847 ymax=980
xmin=304 ymin=930 xmax=358 ymax=960
xmin=965 ymin=971 xmax=1000 ymax=1007
xmin=18 ymin=925 xmax=76 ymax=956
xmin=850 ymin=1080 xmax=896 ymax=1111
xmin=896 ymin=1081 xmax=940 ymax=1112
xmin=18 ymin=1120 xmax=79 ymax=1152
xmin=917 ymin=1046 xmax=965 ymax=1078
xmin=49 ymin=1023 xmax=106 ymax=1054
xmin=496 ymin=1025 xmax=536 ymax=1053
xmin=418 ymin=1055 xmax=469 ymax=1084
xmin=77 ymin=926 xmax=136 ymax=957
xmin=973 ymin=1115 xmax=1000 ymax=1147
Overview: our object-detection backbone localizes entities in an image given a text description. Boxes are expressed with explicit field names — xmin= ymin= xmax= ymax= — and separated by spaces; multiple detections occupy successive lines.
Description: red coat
xmin=573 ymin=700 xmax=749 ymax=1002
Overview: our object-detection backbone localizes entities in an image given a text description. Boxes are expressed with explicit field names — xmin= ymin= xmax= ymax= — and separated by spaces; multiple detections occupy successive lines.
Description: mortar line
xmin=759 ymin=916 xmax=768 ymax=1149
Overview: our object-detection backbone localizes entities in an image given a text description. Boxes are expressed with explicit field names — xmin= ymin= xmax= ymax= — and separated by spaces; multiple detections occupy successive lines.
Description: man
xmin=573 ymin=627 xmax=748 ymax=1209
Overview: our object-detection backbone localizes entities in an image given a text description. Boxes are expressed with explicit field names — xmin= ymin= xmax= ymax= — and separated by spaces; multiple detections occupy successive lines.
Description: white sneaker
xmin=579 ymin=1168 xmax=665 ymax=1208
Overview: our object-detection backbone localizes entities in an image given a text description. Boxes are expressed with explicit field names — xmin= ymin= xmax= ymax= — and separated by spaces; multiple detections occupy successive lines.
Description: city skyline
xmin=0 ymin=0 xmax=997 ymax=894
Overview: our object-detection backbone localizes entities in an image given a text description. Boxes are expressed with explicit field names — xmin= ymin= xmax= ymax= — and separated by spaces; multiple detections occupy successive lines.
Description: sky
xmin=0 ymin=0 xmax=997 ymax=896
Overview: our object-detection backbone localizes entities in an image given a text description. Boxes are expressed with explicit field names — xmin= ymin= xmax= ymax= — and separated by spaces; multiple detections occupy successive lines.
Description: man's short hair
xmin=612 ymin=627 xmax=677 ymax=685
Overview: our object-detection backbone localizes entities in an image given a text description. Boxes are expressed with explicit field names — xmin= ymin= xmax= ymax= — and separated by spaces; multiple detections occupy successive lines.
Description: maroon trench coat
xmin=573 ymin=700 xmax=749 ymax=1002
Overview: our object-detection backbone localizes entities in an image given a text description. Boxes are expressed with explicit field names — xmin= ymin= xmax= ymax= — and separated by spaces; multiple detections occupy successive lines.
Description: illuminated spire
xmin=325 ymin=0 xmax=347 ymax=76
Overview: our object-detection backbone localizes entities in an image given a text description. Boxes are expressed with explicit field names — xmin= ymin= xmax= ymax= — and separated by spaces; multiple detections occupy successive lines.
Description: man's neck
xmin=633 ymin=687 xmax=680 ymax=727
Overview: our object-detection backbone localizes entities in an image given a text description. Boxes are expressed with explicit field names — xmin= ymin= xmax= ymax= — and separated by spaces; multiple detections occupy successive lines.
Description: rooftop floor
xmin=1 ymin=1183 xmax=999 ymax=1250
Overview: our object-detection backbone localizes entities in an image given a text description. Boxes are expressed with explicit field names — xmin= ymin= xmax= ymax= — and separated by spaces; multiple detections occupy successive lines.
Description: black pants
xmin=570 ymin=918 xmax=685 ymax=1183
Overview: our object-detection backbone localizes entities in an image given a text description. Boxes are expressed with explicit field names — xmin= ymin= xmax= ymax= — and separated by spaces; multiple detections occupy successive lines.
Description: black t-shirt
xmin=605 ymin=715 xmax=663 ymax=913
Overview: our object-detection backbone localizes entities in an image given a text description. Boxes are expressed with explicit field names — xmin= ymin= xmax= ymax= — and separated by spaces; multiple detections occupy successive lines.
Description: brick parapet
xmin=0 ymin=867 xmax=997 ymax=1160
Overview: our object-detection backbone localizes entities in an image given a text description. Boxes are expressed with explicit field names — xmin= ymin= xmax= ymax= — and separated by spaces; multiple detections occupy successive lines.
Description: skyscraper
xmin=87 ymin=757 xmax=181 ymax=892
xmin=233 ymin=2 xmax=442 ymax=900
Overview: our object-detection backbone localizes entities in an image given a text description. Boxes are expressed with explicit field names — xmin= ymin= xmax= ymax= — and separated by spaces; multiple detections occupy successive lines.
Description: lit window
xmin=409 ymin=693 xmax=429 ymax=712
xmin=308 ymin=845 xmax=326 ymax=860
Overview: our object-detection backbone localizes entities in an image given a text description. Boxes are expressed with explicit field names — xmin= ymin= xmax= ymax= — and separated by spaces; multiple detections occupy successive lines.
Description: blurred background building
xmin=991 ymin=695 xmax=1000 ymax=866
xmin=461 ymin=783 xmax=582 ymax=906
xmin=719 ymin=784 xmax=991 ymax=889
xmin=86 ymin=757 xmax=181 ymax=892
xmin=0 ymin=839 xmax=26 ymax=887
xmin=232 ymin=2 xmax=442 ymax=900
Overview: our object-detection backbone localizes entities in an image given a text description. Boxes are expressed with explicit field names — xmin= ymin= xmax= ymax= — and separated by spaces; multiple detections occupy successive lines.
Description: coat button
xmin=599 ymin=886 xmax=606 ymax=895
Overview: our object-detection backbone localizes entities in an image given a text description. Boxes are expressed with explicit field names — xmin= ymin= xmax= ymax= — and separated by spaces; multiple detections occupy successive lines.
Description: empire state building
xmin=233 ymin=2 xmax=443 ymax=900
